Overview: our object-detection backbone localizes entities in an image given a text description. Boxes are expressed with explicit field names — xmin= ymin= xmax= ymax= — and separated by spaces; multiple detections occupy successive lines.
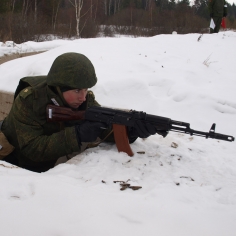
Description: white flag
xmin=210 ymin=18 xmax=215 ymax=29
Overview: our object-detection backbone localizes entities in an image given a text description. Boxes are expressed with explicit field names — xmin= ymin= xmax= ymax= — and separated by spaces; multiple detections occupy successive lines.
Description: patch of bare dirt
xmin=0 ymin=51 xmax=45 ymax=65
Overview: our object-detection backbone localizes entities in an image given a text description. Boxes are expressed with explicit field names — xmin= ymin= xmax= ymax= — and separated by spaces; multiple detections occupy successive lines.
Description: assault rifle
xmin=46 ymin=104 xmax=235 ymax=156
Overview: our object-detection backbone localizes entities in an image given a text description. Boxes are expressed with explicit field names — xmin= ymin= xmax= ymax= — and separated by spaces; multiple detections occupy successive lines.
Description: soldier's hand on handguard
xmin=128 ymin=120 xmax=168 ymax=141
xmin=75 ymin=121 xmax=107 ymax=144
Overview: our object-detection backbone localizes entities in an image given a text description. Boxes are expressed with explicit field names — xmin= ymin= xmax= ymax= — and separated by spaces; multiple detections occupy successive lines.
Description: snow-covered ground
xmin=0 ymin=32 xmax=236 ymax=236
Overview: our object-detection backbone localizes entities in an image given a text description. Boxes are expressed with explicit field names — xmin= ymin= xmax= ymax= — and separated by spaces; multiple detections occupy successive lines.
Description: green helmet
xmin=47 ymin=52 xmax=97 ymax=89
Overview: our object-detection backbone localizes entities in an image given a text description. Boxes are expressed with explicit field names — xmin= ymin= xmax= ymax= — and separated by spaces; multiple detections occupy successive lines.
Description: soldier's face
xmin=63 ymin=89 xmax=88 ymax=109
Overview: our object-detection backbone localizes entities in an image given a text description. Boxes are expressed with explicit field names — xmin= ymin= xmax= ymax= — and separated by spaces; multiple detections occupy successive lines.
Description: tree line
xmin=0 ymin=0 xmax=236 ymax=43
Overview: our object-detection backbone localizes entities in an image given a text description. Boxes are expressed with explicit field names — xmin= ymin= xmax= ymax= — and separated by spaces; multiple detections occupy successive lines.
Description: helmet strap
xmin=56 ymin=86 xmax=70 ymax=107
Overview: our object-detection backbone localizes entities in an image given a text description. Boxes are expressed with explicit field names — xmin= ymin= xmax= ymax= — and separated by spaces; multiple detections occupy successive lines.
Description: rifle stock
xmin=46 ymin=104 xmax=235 ymax=156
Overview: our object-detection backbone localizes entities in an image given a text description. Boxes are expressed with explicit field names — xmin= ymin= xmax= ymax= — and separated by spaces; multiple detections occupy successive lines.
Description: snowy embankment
xmin=0 ymin=32 xmax=236 ymax=236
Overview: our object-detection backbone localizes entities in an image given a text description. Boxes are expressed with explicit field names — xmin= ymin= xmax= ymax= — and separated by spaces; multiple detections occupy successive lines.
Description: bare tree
xmin=89 ymin=0 xmax=99 ymax=22
xmin=113 ymin=0 xmax=121 ymax=14
xmin=149 ymin=0 xmax=156 ymax=27
xmin=22 ymin=0 xmax=32 ymax=21
xmin=90 ymin=0 xmax=93 ymax=19
xmin=34 ymin=0 xmax=37 ymax=22
xmin=68 ymin=0 xmax=84 ymax=37
xmin=103 ymin=0 xmax=108 ymax=16
xmin=52 ymin=0 xmax=62 ymax=31
xmin=144 ymin=0 xmax=152 ymax=11
xmin=10 ymin=0 xmax=16 ymax=12
xmin=130 ymin=0 xmax=135 ymax=26
xmin=6 ymin=0 xmax=16 ymax=40
xmin=68 ymin=0 xmax=94 ymax=37
xmin=108 ymin=0 xmax=112 ymax=16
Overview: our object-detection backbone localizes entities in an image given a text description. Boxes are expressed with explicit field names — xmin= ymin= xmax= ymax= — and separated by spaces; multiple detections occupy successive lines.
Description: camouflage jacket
xmin=208 ymin=0 xmax=227 ymax=17
xmin=2 ymin=76 xmax=103 ymax=172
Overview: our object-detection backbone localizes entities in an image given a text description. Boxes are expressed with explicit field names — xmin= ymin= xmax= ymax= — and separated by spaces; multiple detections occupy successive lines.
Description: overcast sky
xmin=192 ymin=0 xmax=236 ymax=5
xmin=227 ymin=0 xmax=236 ymax=5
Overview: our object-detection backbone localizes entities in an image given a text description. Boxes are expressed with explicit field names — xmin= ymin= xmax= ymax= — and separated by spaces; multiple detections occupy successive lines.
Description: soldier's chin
xmin=70 ymin=103 xmax=81 ymax=109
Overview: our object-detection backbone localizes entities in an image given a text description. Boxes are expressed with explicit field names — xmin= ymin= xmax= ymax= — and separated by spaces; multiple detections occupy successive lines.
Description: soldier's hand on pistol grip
xmin=75 ymin=121 xmax=107 ymax=145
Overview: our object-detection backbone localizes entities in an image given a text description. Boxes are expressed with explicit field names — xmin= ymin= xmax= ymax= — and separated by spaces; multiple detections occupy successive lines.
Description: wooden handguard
xmin=47 ymin=105 xmax=85 ymax=122
xmin=113 ymin=124 xmax=134 ymax=157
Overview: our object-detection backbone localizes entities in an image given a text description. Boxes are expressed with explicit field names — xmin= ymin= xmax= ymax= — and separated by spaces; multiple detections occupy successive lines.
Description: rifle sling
xmin=87 ymin=129 xmax=114 ymax=148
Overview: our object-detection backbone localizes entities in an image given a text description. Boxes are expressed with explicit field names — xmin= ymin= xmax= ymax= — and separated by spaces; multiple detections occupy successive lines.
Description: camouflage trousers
xmin=210 ymin=17 xmax=223 ymax=33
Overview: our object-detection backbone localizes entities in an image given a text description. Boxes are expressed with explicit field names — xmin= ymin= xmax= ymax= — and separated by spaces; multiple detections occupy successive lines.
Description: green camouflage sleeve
xmin=12 ymin=91 xmax=80 ymax=162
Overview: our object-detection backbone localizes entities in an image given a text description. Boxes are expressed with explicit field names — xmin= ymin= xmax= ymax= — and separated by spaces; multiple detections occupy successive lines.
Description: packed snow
xmin=0 ymin=31 xmax=236 ymax=236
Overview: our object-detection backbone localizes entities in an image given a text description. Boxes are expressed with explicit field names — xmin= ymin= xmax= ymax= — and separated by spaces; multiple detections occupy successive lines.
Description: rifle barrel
xmin=170 ymin=121 xmax=234 ymax=142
